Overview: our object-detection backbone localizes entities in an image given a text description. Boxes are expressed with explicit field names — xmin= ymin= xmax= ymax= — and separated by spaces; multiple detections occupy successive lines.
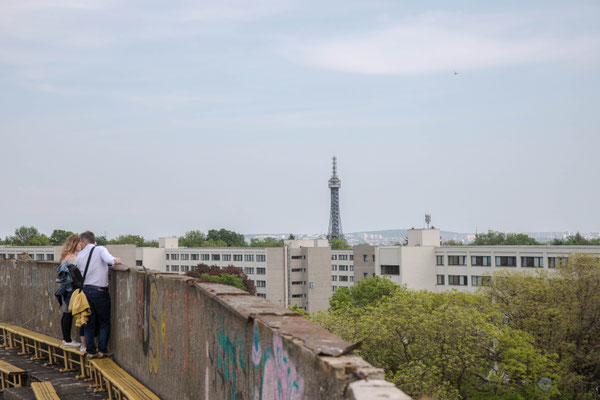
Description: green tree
xmin=288 ymin=234 xmax=296 ymax=240
xmin=441 ymin=240 xmax=464 ymax=246
xmin=5 ymin=226 xmax=51 ymax=246
xmin=329 ymin=276 xmax=399 ymax=311
xmin=330 ymin=237 xmax=351 ymax=249
xmin=96 ymin=236 xmax=108 ymax=246
xmin=207 ymin=229 xmax=247 ymax=247
xmin=179 ymin=230 xmax=206 ymax=247
xmin=49 ymin=229 xmax=75 ymax=245
xmin=249 ymin=237 xmax=284 ymax=247
xmin=551 ymin=232 xmax=600 ymax=245
xmin=483 ymin=254 xmax=600 ymax=398
xmin=473 ymin=231 xmax=539 ymax=245
xmin=288 ymin=304 xmax=310 ymax=319
xmin=315 ymin=286 xmax=558 ymax=399
xmin=108 ymin=234 xmax=146 ymax=247
xmin=199 ymin=273 xmax=246 ymax=291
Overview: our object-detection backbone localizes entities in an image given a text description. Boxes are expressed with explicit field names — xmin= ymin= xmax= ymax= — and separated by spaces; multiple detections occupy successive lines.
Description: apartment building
xmin=355 ymin=228 xmax=600 ymax=292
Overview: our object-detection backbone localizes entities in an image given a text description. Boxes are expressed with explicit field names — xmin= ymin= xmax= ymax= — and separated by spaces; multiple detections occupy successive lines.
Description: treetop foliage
xmin=249 ymin=237 xmax=284 ymax=247
xmin=550 ymin=232 xmax=600 ymax=245
xmin=186 ymin=264 xmax=256 ymax=294
xmin=4 ymin=226 xmax=51 ymax=246
xmin=330 ymin=237 xmax=351 ymax=249
xmin=315 ymin=255 xmax=600 ymax=399
xmin=473 ymin=230 xmax=540 ymax=245
xmin=179 ymin=229 xmax=246 ymax=248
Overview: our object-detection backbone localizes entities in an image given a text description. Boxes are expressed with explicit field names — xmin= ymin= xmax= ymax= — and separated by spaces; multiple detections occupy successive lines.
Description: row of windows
xmin=331 ymin=275 xmax=354 ymax=282
xmin=243 ymin=267 xmax=266 ymax=275
xmin=436 ymin=255 xmax=567 ymax=268
xmin=331 ymin=254 xmax=353 ymax=260
xmin=381 ymin=265 xmax=400 ymax=275
xmin=437 ymin=274 xmax=491 ymax=286
xmin=0 ymin=253 xmax=55 ymax=261
xmin=167 ymin=253 xmax=266 ymax=262
xmin=331 ymin=265 xmax=354 ymax=271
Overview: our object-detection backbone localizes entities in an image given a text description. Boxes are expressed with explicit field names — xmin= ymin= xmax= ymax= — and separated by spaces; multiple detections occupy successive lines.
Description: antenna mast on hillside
xmin=327 ymin=156 xmax=344 ymax=240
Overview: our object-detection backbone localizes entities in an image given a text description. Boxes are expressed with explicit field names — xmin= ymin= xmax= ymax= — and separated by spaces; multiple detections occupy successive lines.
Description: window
xmin=471 ymin=256 xmax=491 ymax=267
xmin=332 ymin=286 xmax=337 ymax=292
xmin=292 ymin=268 xmax=303 ymax=272
xmin=8 ymin=254 xmax=15 ymax=259
xmin=372 ymin=255 xmax=376 ymax=261
xmin=436 ymin=255 xmax=444 ymax=266
xmin=191 ymin=254 xmax=199 ymax=261
xmin=136 ymin=260 xmax=143 ymax=266
xmin=233 ymin=254 xmax=242 ymax=261
xmin=201 ymin=254 xmax=210 ymax=261
xmin=496 ymin=256 xmax=516 ymax=267
xmin=350 ymin=255 xmax=354 ymax=260
xmin=166 ymin=266 xmax=170 ymax=271
xmin=436 ymin=275 xmax=445 ymax=285
xmin=35 ymin=254 xmax=44 ymax=261
xmin=349 ymin=265 xmax=354 ymax=271
xmin=244 ymin=267 xmax=255 ymax=275
xmin=292 ymin=255 xmax=304 ymax=260
xmin=212 ymin=254 xmax=220 ymax=261
xmin=245 ymin=254 xmax=254 ymax=262
xmin=363 ymin=272 xmax=368 ymax=277
xmin=292 ymin=281 xmax=304 ymax=285
xmin=257 ymin=293 xmax=266 ymax=298
xmin=339 ymin=265 xmax=348 ymax=271
xmin=292 ymin=294 xmax=303 ymax=298
xmin=0 ymin=254 xmax=5 ymax=259
xmin=331 ymin=255 xmax=338 ymax=260
xmin=548 ymin=257 xmax=567 ymax=268
xmin=349 ymin=276 xmax=354 ymax=282
xmin=448 ymin=256 xmax=466 ymax=266
xmin=381 ymin=265 xmax=400 ymax=275
xmin=521 ymin=257 xmax=543 ymax=268
xmin=46 ymin=254 xmax=54 ymax=261
xmin=339 ymin=276 xmax=348 ymax=282
xmin=256 ymin=255 xmax=266 ymax=262
xmin=257 ymin=268 xmax=266 ymax=275
xmin=331 ymin=276 xmax=338 ymax=281
xmin=166 ymin=254 xmax=170 ymax=260
xmin=448 ymin=275 xmax=467 ymax=286
xmin=223 ymin=254 xmax=232 ymax=261
xmin=331 ymin=265 xmax=337 ymax=271
xmin=339 ymin=254 xmax=348 ymax=261
xmin=363 ymin=255 xmax=368 ymax=262
xmin=183 ymin=266 xmax=190 ymax=272
xmin=256 ymin=280 xmax=266 ymax=288
xmin=171 ymin=265 xmax=180 ymax=272
xmin=471 ymin=276 xmax=491 ymax=286
xmin=180 ymin=254 xmax=189 ymax=260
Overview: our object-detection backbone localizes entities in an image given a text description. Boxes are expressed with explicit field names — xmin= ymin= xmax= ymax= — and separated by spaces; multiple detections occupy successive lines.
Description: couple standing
xmin=58 ymin=231 xmax=121 ymax=358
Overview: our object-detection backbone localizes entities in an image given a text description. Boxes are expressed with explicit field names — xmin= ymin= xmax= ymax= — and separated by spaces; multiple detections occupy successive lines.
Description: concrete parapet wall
xmin=0 ymin=260 xmax=410 ymax=399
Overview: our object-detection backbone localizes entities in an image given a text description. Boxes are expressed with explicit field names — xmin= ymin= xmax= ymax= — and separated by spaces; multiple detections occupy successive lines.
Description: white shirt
xmin=76 ymin=244 xmax=116 ymax=288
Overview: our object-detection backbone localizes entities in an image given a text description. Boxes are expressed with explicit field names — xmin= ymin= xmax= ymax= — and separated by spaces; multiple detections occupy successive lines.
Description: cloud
xmin=289 ymin=12 xmax=600 ymax=75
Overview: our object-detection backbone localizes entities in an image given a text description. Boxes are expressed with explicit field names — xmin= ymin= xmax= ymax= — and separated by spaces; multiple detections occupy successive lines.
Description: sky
xmin=1 ymin=0 xmax=600 ymax=239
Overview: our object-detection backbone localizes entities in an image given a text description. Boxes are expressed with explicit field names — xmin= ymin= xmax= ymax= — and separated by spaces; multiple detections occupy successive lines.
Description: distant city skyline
xmin=1 ymin=0 xmax=599 ymax=238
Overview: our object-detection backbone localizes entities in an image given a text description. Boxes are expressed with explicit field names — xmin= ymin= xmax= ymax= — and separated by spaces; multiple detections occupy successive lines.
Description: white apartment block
xmin=354 ymin=229 xmax=600 ymax=292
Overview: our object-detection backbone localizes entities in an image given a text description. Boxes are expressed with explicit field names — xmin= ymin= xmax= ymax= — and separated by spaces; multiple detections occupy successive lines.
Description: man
xmin=76 ymin=231 xmax=121 ymax=358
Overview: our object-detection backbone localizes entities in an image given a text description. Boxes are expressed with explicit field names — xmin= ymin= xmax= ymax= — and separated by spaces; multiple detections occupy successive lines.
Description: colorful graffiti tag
xmin=252 ymin=321 xmax=305 ymax=400
xmin=136 ymin=276 xmax=166 ymax=374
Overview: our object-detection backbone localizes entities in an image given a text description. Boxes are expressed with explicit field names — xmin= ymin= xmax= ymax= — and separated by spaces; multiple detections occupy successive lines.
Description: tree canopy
xmin=108 ymin=234 xmax=158 ymax=247
xmin=4 ymin=226 xmax=51 ymax=246
xmin=473 ymin=230 xmax=540 ymax=245
xmin=550 ymin=232 xmax=600 ymax=245
xmin=49 ymin=229 xmax=75 ymax=245
xmin=249 ymin=237 xmax=283 ymax=247
xmin=330 ymin=237 xmax=351 ymax=249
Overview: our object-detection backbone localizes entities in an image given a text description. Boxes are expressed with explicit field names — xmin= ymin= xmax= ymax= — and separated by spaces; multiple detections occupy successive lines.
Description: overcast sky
xmin=1 ymin=0 xmax=599 ymax=239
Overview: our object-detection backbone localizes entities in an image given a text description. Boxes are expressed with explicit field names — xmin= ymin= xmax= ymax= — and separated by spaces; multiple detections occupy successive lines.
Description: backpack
xmin=68 ymin=264 xmax=84 ymax=290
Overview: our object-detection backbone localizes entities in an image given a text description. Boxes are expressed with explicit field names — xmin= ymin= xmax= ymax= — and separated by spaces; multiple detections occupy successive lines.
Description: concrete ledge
xmin=0 ymin=259 xmax=410 ymax=399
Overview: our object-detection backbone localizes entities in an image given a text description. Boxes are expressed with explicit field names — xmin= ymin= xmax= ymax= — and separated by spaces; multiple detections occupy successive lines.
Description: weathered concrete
xmin=0 ymin=259 xmax=410 ymax=400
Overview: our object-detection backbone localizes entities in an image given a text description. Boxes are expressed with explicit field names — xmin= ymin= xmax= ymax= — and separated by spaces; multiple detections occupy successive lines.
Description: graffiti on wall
xmin=136 ymin=276 xmax=166 ymax=374
xmin=213 ymin=315 xmax=247 ymax=400
xmin=252 ymin=321 xmax=305 ymax=400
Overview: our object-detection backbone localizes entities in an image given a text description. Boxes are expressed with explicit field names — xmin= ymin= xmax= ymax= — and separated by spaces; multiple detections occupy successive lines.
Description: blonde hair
xmin=60 ymin=234 xmax=80 ymax=262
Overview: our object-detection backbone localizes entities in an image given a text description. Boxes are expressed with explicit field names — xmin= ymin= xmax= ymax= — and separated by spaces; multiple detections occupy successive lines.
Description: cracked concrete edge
xmin=345 ymin=379 xmax=412 ymax=400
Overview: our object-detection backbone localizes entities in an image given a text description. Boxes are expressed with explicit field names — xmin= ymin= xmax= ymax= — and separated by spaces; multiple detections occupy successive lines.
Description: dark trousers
xmin=61 ymin=313 xmax=85 ymax=342
xmin=83 ymin=287 xmax=111 ymax=354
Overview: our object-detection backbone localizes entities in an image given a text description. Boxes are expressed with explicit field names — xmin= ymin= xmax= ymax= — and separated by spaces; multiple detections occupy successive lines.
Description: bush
xmin=186 ymin=263 xmax=257 ymax=295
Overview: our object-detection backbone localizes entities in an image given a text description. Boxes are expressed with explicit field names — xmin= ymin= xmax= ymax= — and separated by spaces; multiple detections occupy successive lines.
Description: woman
xmin=55 ymin=234 xmax=86 ymax=351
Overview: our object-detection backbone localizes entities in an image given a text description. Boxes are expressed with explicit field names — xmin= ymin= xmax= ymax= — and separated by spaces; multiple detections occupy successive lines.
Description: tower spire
xmin=327 ymin=156 xmax=343 ymax=240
